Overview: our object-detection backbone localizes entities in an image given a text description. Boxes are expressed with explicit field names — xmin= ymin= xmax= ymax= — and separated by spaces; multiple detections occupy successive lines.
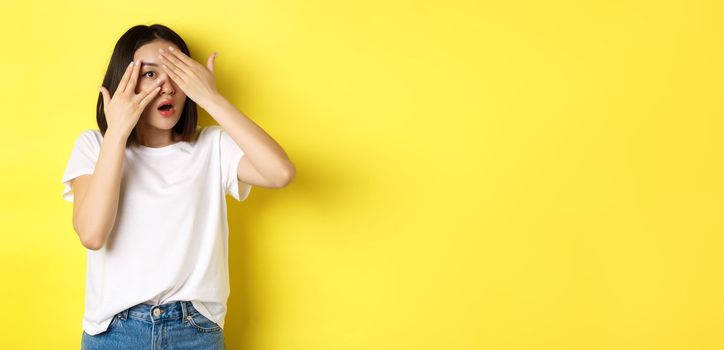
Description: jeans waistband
xmin=117 ymin=300 xmax=198 ymax=323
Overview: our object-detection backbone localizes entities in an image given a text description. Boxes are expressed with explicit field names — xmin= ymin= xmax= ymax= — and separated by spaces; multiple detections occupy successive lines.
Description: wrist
xmin=103 ymin=129 xmax=128 ymax=145
xmin=200 ymin=93 xmax=230 ymax=117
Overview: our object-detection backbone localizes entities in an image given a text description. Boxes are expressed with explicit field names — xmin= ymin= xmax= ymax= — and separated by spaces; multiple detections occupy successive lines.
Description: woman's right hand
xmin=99 ymin=60 xmax=163 ymax=139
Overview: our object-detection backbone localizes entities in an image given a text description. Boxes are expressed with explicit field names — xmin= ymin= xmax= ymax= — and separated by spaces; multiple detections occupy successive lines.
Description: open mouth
xmin=157 ymin=101 xmax=175 ymax=116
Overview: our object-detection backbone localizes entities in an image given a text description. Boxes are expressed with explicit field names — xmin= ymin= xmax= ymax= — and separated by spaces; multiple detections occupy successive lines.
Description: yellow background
xmin=1 ymin=0 xmax=723 ymax=349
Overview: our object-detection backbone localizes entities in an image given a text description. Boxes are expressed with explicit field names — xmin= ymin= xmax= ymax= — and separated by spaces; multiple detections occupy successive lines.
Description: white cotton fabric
xmin=61 ymin=125 xmax=251 ymax=336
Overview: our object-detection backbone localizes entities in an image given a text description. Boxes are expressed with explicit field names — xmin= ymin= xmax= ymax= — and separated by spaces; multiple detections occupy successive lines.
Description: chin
xmin=140 ymin=115 xmax=180 ymax=130
xmin=153 ymin=119 xmax=180 ymax=129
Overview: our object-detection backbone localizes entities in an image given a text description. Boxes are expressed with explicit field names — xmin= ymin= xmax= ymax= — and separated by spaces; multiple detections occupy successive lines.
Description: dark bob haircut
xmin=96 ymin=24 xmax=199 ymax=147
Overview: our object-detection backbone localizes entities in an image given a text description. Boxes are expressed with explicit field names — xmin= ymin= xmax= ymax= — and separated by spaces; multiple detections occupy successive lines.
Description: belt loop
xmin=181 ymin=300 xmax=188 ymax=321
xmin=119 ymin=308 xmax=129 ymax=320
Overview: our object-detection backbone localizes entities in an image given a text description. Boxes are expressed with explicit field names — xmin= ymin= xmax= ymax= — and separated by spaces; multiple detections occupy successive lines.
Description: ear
xmin=207 ymin=52 xmax=217 ymax=73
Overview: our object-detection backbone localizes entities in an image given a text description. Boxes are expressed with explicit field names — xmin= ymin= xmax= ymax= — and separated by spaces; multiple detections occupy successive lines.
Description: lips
xmin=157 ymin=99 xmax=174 ymax=111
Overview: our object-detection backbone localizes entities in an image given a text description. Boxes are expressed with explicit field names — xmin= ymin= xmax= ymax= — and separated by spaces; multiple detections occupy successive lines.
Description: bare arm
xmin=156 ymin=47 xmax=295 ymax=188
xmin=73 ymin=59 xmax=162 ymax=250
xmin=204 ymin=94 xmax=296 ymax=188
xmin=71 ymin=130 xmax=127 ymax=250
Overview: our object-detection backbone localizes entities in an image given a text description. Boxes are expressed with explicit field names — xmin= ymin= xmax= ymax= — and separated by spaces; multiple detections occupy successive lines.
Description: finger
xmin=159 ymin=49 xmax=191 ymax=75
xmin=138 ymin=85 xmax=162 ymax=107
xmin=161 ymin=61 xmax=187 ymax=83
xmin=99 ymin=86 xmax=110 ymax=107
xmin=162 ymin=65 xmax=188 ymax=94
xmin=207 ymin=52 xmax=217 ymax=73
xmin=124 ymin=60 xmax=142 ymax=95
xmin=116 ymin=61 xmax=135 ymax=94
xmin=167 ymin=46 xmax=198 ymax=69
xmin=134 ymin=78 xmax=164 ymax=103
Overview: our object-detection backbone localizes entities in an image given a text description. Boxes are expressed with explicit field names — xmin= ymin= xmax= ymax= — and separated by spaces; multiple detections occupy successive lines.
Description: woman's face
xmin=133 ymin=40 xmax=187 ymax=132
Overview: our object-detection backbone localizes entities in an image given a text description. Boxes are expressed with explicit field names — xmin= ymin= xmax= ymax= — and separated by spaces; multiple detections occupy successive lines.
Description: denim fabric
xmin=81 ymin=300 xmax=226 ymax=349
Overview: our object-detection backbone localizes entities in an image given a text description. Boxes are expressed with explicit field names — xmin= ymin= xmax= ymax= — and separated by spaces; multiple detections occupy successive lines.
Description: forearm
xmin=202 ymin=94 xmax=295 ymax=183
xmin=76 ymin=130 xmax=126 ymax=249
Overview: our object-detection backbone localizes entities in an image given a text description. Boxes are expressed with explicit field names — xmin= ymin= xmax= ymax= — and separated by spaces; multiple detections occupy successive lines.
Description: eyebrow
xmin=141 ymin=62 xmax=159 ymax=67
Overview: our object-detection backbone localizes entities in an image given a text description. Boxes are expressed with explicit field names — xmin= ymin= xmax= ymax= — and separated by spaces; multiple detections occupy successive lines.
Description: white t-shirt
xmin=61 ymin=125 xmax=251 ymax=336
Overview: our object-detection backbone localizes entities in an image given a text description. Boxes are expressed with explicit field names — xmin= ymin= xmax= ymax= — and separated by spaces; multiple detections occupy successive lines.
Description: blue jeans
xmin=81 ymin=300 xmax=226 ymax=349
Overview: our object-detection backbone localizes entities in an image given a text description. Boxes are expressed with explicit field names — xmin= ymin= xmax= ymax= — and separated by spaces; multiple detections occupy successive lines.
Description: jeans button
xmin=153 ymin=308 xmax=161 ymax=316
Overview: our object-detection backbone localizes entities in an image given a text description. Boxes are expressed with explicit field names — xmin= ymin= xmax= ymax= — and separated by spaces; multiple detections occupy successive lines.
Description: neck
xmin=135 ymin=124 xmax=178 ymax=148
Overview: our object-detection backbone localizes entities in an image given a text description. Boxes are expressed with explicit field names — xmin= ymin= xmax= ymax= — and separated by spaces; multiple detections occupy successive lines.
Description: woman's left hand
xmin=158 ymin=46 xmax=220 ymax=109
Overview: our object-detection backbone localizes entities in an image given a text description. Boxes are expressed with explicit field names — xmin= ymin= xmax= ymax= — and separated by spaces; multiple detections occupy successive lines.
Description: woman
xmin=61 ymin=24 xmax=295 ymax=349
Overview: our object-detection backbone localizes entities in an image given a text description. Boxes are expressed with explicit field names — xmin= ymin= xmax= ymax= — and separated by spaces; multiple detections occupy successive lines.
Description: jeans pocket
xmin=185 ymin=312 xmax=222 ymax=333
xmin=107 ymin=313 xmax=122 ymax=331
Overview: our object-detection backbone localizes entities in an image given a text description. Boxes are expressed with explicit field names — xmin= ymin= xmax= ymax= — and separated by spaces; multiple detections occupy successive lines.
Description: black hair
xmin=96 ymin=24 xmax=199 ymax=146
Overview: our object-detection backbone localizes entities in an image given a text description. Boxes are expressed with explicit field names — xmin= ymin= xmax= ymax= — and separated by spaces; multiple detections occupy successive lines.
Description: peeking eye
xmin=143 ymin=71 xmax=156 ymax=78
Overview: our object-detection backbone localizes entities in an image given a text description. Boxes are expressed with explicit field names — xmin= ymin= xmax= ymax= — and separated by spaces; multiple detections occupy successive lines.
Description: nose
xmin=158 ymin=74 xmax=175 ymax=95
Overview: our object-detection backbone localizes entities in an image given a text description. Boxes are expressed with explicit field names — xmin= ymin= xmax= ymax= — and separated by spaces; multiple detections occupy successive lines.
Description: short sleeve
xmin=61 ymin=130 xmax=101 ymax=203
xmin=218 ymin=126 xmax=252 ymax=202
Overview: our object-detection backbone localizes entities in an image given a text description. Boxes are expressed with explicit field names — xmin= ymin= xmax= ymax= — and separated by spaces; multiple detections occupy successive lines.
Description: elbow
xmin=78 ymin=232 xmax=104 ymax=251
xmin=82 ymin=238 xmax=104 ymax=251
xmin=74 ymin=222 xmax=105 ymax=251
xmin=273 ymin=163 xmax=296 ymax=188
xmin=80 ymin=230 xmax=105 ymax=250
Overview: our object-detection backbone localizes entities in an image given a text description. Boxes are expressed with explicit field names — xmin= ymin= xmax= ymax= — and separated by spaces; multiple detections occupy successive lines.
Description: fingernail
xmin=169 ymin=46 xmax=174 ymax=51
